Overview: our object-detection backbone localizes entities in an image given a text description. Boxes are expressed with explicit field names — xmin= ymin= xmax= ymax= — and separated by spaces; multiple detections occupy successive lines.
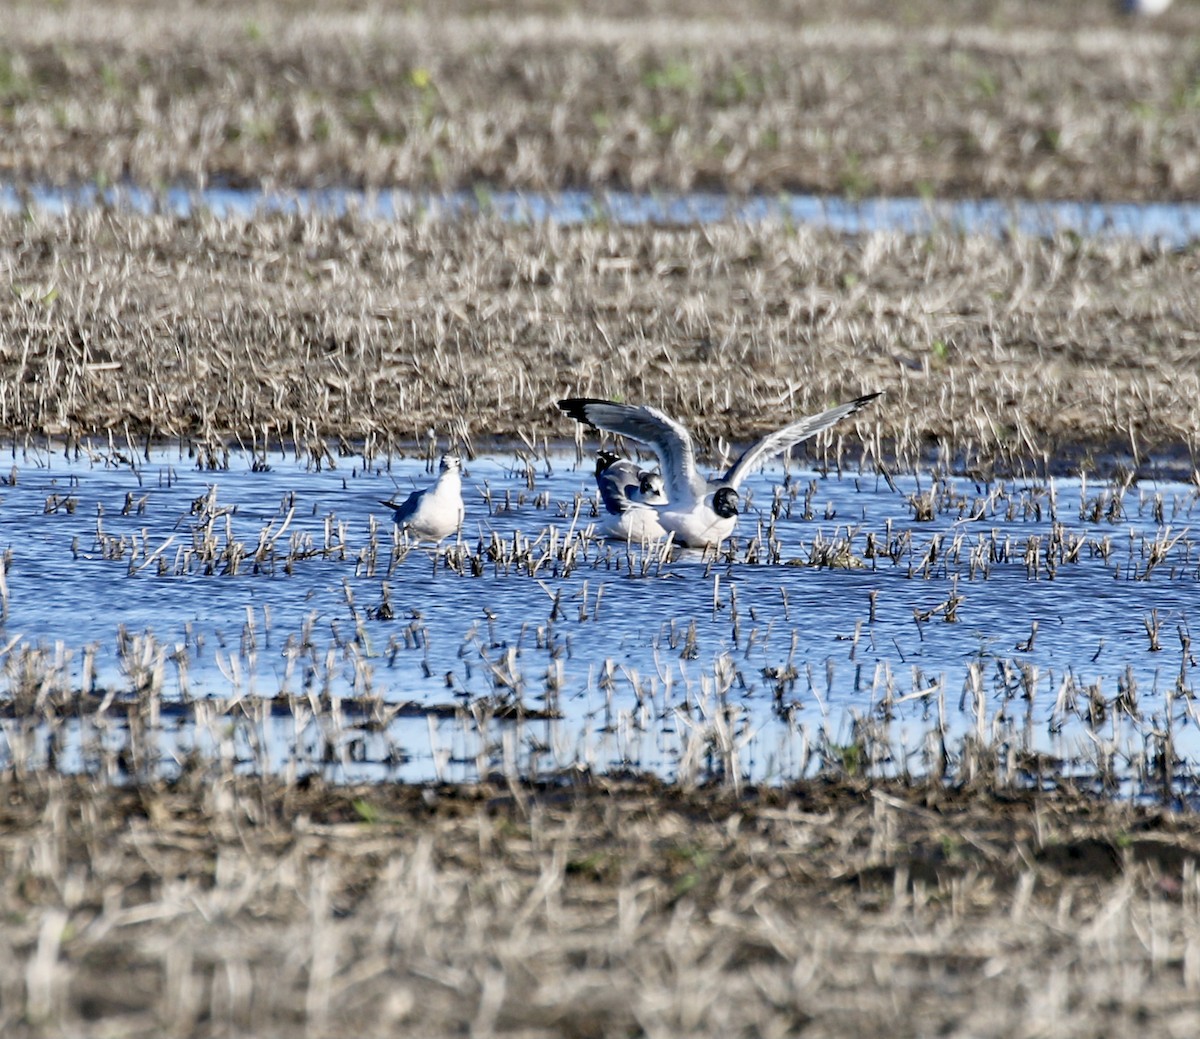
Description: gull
xmin=381 ymin=455 xmax=464 ymax=541
xmin=1119 ymin=0 xmax=1172 ymax=14
xmin=592 ymin=449 xmax=670 ymax=543
xmin=558 ymin=393 xmax=881 ymax=548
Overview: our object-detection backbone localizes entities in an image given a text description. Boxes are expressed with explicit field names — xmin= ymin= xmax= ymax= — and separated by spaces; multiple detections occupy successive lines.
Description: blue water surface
xmin=2 ymin=182 xmax=1198 ymax=245
xmin=0 ymin=442 xmax=1197 ymax=793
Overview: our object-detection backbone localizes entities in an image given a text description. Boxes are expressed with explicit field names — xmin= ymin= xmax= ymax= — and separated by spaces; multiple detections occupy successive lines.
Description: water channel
xmin=3 ymin=182 xmax=1199 ymax=245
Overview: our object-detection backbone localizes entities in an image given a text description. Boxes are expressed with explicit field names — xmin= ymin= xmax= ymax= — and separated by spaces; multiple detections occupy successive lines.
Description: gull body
xmin=593 ymin=449 xmax=669 ymax=543
xmin=559 ymin=393 xmax=880 ymax=548
xmin=383 ymin=455 xmax=464 ymax=541
xmin=1120 ymin=0 xmax=1172 ymax=14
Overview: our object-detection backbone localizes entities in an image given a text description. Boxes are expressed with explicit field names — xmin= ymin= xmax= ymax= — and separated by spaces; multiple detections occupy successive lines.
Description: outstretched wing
xmin=558 ymin=399 xmax=704 ymax=501
xmin=722 ymin=393 xmax=881 ymax=489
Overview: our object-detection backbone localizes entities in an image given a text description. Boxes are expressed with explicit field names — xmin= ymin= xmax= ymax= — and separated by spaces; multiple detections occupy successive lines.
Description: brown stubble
xmin=1 ymin=774 xmax=1199 ymax=1037
xmin=0 ymin=1 xmax=1198 ymax=198
xmin=2 ymin=210 xmax=1198 ymax=474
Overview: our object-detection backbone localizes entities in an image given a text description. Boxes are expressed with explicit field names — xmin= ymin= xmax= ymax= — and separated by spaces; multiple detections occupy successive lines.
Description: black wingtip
xmin=852 ymin=391 xmax=883 ymax=411
xmin=557 ymin=397 xmax=609 ymax=427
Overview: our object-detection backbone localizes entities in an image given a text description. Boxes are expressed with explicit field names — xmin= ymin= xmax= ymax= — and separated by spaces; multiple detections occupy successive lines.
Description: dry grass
xmin=3 ymin=3 xmax=1200 ymax=1033
xmin=0 ymin=774 xmax=1198 ymax=1038
xmin=2 ymin=209 xmax=1198 ymax=473
xmin=1 ymin=0 xmax=1199 ymax=199
xmin=3 ymin=0 xmax=1198 ymax=467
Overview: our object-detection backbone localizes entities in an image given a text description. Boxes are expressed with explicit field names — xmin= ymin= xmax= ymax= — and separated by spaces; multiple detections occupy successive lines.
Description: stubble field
xmin=2 ymin=1 xmax=1200 ymax=1035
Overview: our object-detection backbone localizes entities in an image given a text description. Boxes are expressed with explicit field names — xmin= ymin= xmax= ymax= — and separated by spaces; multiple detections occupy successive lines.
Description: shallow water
xmin=3 ymin=183 xmax=1199 ymax=245
xmin=1 ymin=442 xmax=1197 ymax=794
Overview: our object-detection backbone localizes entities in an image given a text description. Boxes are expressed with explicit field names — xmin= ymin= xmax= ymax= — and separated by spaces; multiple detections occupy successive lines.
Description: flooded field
xmin=7 ymin=183 xmax=1200 ymax=247
xmin=4 ymin=2 xmax=1200 ymax=1033
xmin=3 ymin=440 xmax=1196 ymax=797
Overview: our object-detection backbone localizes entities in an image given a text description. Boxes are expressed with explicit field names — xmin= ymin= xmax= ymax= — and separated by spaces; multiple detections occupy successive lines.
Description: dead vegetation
xmin=0 ymin=773 xmax=1198 ymax=1039
xmin=2 ymin=0 xmax=1199 ymax=199
xmin=3 ymin=2 xmax=1200 ymax=1032
xmin=2 ymin=0 xmax=1198 ymax=467
xmin=2 ymin=209 xmax=1198 ymax=474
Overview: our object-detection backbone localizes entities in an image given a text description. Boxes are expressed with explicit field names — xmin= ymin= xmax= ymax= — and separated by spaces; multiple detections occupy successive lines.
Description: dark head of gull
xmin=638 ymin=471 xmax=662 ymax=497
xmin=712 ymin=486 xmax=739 ymax=519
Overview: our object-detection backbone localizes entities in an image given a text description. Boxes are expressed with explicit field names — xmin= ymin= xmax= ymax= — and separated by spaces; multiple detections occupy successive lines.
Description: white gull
xmin=592 ymin=448 xmax=669 ymax=543
xmin=382 ymin=455 xmax=464 ymax=541
xmin=558 ymin=393 xmax=880 ymax=548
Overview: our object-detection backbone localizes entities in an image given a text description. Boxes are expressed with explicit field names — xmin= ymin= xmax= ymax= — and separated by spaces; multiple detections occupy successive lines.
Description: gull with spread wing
xmin=381 ymin=455 xmax=464 ymax=542
xmin=558 ymin=393 xmax=880 ymax=548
